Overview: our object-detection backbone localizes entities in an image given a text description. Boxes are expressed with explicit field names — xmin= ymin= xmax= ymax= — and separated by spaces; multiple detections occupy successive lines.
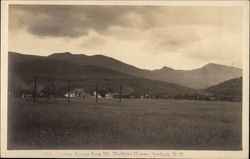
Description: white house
xmin=64 ymin=92 xmax=75 ymax=98
xmin=65 ymin=88 xmax=91 ymax=98
xmin=105 ymin=92 xmax=119 ymax=99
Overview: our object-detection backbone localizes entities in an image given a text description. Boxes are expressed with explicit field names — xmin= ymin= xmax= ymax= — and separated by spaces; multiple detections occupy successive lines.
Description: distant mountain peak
xmin=205 ymin=62 xmax=216 ymax=66
xmin=51 ymin=51 xmax=72 ymax=55
xmin=64 ymin=51 xmax=72 ymax=54
xmin=202 ymin=63 xmax=239 ymax=69
xmin=200 ymin=63 xmax=242 ymax=72
xmin=202 ymin=63 xmax=220 ymax=67
xmin=49 ymin=52 xmax=72 ymax=57
xmin=48 ymin=52 xmax=89 ymax=58
xmin=91 ymin=54 xmax=108 ymax=58
xmin=160 ymin=66 xmax=174 ymax=70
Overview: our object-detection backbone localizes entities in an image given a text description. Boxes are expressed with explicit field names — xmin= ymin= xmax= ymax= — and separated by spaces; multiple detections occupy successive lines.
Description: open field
xmin=7 ymin=97 xmax=242 ymax=150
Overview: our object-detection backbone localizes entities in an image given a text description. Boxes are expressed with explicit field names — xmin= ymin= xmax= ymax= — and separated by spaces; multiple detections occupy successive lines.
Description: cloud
xmin=8 ymin=5 xmax=244 ymax=69
xmin=10 ymin=5 xmax=242 ymax=38
xmin=9 ymin=5 xmax=151 ymax=38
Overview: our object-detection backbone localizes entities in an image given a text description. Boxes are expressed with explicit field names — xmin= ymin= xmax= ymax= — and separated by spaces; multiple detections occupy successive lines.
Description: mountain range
xmin=9 ymin=52 xmax=200 ymax=96
xmin=9 ymin=51 xmax=242 ymax=90
xmin=8 ymin=51 xmax=242 ymax=97
xmin=153 ymin=63 xmax=241 ymax=89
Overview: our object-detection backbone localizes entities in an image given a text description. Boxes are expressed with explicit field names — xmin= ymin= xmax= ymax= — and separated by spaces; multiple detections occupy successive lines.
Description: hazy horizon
xmin=9 ymin=5 xmax=243 ymax=70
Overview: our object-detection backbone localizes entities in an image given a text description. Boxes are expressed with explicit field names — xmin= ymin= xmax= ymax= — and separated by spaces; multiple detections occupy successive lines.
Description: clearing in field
xmin=8 ymin=98 xmax=242 ymax=150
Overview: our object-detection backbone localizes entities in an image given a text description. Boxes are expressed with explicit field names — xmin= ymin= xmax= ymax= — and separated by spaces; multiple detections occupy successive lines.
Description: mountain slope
xmin=47 ymin=52 xmax=162 ymax=81
xmin=207 ymin=77 xmax=242 ymax=96
xmin=153 ymin=63 xmax=242 ymax=89
xmin=9 ymin=58 xmax=199 ymax=96
xmin=9 ymin=58 xmax=130 ymax=79
xmin=9 ymin=51 xmax=45 ymax=63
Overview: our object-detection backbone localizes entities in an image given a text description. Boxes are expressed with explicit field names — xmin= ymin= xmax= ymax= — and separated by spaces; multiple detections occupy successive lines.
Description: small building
xmin=207 ymin=96 xmax=217 ymax=101
xmin=23 ymin=93 xmax=32 ymax=98
xmin=105 ymin=94 xmax=111 ymax=98
xmin=105 ymin=92 xmax=119 ymax=99
xmin=93 ymin=91 xmax=104 ymax=98
xmin=66 ymin=88 xmax=92 ymax=98
xmin=64 ymin=92 xmax=75 ymax=98
xmin=38 ymin=90 xmax=49 ymax=97
xmin=144 ymin=94 xmax=150 ymax=99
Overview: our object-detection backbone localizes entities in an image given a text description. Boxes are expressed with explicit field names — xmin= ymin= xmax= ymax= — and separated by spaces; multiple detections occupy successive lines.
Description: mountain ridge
xmin=10 ymin=51 xmax=242 ymax=70
xmin=207 ymin=77 xmax=242 ymax=97
xmin=8 ymin=51 xmax=242 ymax=89
xmin=9 ymin=57 xmax=201 ymax=97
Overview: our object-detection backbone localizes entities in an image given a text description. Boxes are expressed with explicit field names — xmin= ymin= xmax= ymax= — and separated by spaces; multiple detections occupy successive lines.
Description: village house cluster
xmin=10 ymin=86 xmax=242 ymax=102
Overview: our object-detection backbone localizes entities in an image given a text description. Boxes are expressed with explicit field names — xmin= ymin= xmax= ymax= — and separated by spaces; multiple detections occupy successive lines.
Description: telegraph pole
xmin=33 ymin=77 xmax=37 ymax=102
xmin=119 ymin=84 xmax=122 ymax=103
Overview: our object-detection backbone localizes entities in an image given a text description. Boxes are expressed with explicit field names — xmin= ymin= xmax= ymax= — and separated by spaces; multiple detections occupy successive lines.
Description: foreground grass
xmin=8 ymin=97 xmax=242 ymax=150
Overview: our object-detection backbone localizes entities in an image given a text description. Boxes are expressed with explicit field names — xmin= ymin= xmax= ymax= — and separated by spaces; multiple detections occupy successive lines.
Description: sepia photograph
xmin=1 ymin=0 xmax=249 ymax=158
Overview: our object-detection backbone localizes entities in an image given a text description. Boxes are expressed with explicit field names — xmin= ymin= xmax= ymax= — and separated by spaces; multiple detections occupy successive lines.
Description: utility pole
xmin=54 ymin=81 xmax=57 ymax=100
xmin=95 ymin=81 xmax=98 ymax=103
xmin=67 ymin=80 xmax=71 ymax=102
xmin=119 ymin=84 xmax=122 ymax=103
xmin=33 ymin=77 xmax=37 ymax=102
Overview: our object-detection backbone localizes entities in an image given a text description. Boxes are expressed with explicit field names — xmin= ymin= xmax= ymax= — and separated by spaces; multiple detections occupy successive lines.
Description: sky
xmin=8 ymin=5 xmax=244 ymax=70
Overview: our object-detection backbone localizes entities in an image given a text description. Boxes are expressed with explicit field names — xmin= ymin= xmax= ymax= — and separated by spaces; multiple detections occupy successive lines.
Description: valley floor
xmin=7 ymin=97 xmax=242 ymax=150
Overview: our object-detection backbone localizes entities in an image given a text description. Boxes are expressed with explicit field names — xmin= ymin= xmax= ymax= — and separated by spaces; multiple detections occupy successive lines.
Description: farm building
xmin=105 ymin=92 xmax=119 ymax=99
xmin=22 ymin=93 xmax=32 ymax=98
xmin=93 ymin=91 xmax=103 ymax=98
xmin=207 ymin=96 xmax=217 ymax=101
xmin=65 ymin=88 xmax=91 ymax=98
xmin=64 ymin=92 xmax=75 ymax=98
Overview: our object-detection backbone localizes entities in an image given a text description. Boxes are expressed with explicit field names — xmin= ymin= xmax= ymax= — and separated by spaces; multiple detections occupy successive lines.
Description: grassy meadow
xmin=7 ymin=97 xmax=242 ymax=150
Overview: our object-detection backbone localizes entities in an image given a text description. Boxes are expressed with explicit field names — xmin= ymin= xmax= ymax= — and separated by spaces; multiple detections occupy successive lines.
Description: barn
xmin=105 ymin=92 xmax=119 ymax=99
xmin=65 ymin=88 xmax=91 ymax=98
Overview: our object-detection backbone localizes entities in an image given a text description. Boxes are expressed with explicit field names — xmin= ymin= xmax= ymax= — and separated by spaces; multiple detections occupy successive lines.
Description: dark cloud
xmin=9 ymin=4 xmax=243 ymax=69
xmin=9 ymin=5 xmax=242 ymax=39
xmin=9 ymin=5 xmax=161 ymax=38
